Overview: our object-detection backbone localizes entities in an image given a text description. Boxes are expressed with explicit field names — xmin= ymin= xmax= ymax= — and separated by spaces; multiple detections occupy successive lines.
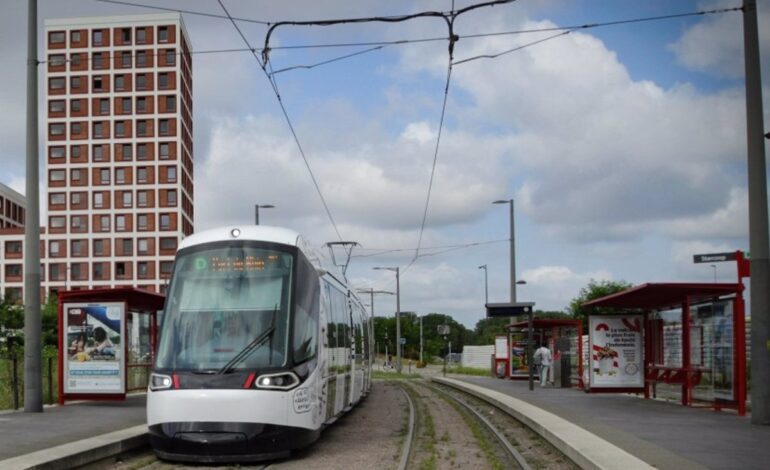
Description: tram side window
xmin=336 ymin=293 xmax=351 ymax=350
xmin=324 ymin=283 xmax=336 ymax=349
xmin=293 ymin=254 xmax=319 ymax=363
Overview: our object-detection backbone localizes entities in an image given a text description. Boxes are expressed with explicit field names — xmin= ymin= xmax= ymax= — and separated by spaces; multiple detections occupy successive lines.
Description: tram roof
xmin=180 ymin=225 xmax=303 ymax=250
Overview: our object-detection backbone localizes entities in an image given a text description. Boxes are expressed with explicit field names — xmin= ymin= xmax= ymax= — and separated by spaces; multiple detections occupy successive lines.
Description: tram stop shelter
xmin=57 ymin=287 xmax=165 ymax=404
xmin=583 ymin=282 xmax=747 ymax=415
xmin=505 ymin=318 xmax=583 ymax=388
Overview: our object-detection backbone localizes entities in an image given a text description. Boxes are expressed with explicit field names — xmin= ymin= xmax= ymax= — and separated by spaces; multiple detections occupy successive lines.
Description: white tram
xmin=147 ymin=226 xmax=373 ymax=463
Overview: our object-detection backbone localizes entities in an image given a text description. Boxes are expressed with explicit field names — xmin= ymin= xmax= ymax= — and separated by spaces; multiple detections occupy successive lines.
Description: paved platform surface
xmin=0 ymin=395 xmax=146 ymax=462
xmin=448 ymin=376 xmax=770 ymax=470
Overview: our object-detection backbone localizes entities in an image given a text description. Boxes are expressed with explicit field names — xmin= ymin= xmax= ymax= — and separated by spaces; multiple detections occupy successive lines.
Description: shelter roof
xmin=58 ymin=287 xmax=165 ymax=312
xmin=582 ymin=282 xmax=741 ymax=310
xmin=507 ymin=318 xmax=581 ymax=329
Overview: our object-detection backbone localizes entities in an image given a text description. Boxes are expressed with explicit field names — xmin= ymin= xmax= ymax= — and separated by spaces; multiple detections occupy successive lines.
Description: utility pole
xmin=24 ymin=0 xmax=43 ymax=413
xmin=743 ymin=0 xmax=770 ymax=425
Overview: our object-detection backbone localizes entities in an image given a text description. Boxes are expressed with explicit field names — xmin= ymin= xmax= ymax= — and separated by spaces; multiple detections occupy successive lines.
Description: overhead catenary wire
xmin=353 ymin=239 xmax=508 ymax=259
xmin=216 ymin=0 xmax=344 ymax=241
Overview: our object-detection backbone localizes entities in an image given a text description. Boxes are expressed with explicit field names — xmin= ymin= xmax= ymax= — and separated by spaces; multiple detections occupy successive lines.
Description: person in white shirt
xmin=534 ymin=342 xmax=552 ymax=387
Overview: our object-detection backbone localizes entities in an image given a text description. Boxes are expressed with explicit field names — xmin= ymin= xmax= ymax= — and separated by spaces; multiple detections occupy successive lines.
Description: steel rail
xmin=397 ymin=385 xmax=416 ymax=470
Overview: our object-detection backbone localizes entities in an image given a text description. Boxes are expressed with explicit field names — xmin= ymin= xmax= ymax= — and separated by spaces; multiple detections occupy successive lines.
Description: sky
xmin=1 ymin=0 xmax=768 ymax=328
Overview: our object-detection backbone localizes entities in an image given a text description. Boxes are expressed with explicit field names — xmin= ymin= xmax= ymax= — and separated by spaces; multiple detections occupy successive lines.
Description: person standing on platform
xmin=534 ymin=342 xmax=552 ymax=387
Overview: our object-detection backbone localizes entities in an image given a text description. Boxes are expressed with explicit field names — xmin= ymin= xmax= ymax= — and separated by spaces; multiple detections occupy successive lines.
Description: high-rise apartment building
xmin=0 ymin=183 xmax=26 ymax=229
xmin=0 ymin=13 xmax=193 ymax=301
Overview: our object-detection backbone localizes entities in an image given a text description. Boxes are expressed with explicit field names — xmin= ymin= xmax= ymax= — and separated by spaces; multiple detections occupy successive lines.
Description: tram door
xmin=324 ymin=283 xmax=351 ymax=420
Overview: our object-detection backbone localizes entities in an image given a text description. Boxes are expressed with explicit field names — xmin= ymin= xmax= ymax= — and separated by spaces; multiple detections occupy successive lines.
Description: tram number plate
xmin=294 ymin=387 xmax=311 ymax=413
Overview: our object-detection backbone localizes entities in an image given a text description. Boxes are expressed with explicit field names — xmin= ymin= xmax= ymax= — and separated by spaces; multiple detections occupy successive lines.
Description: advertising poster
xmin=63 ymin=302 xmax=125 ymax=394
xmin=589 ymin=315 xmax=643 ymax=388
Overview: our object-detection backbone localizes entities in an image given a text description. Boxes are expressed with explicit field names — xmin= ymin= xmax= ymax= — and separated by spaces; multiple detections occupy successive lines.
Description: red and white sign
xmin=589 ymin=315 xmax=643 ymax=388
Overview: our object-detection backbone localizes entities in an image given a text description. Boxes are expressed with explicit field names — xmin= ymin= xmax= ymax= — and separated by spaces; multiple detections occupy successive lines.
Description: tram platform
xmin=0 ymin=394 xmax=147 ymax=469
xmin=437 ymin=375 xmax=770 ymax=470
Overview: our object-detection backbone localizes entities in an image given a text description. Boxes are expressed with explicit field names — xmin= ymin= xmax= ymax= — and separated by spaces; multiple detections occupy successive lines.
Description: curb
xmin=432 ymin=377 xmax=653 ymax=470
xmin=0 ymin=425 xmax=148 ymax=470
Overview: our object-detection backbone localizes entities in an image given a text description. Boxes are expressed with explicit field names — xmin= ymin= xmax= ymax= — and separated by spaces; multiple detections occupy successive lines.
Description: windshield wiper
xmin=217 ymin=326 xmax=276 ymax=375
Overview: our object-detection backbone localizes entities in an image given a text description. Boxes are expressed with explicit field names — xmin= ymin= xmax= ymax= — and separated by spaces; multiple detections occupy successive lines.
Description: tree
xmin=568 ymin=279 xmax=633 ymax=328
xmin=0 ymin=294 xmax=24 ymax=352
xmin=42 ymin=295 xmax=59 ymax=347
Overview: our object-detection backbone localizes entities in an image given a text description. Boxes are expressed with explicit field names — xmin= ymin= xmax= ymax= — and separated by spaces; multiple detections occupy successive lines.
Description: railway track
xmin=93 ymin=379 xmax=576 ymax=470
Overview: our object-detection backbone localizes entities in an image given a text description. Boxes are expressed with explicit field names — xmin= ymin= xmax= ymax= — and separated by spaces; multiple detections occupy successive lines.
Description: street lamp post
xmin=493 ymin=199 xmax=516 ymax=303
xmin=356 ymin=288 xmax=394 ymax=365
xmin=478 ymin=264 xmax=488 ymax=304
xmin=254 ymin=204 xmax=275 ymax=225
xmin=373 ymin=267 xmax=401 ymax=373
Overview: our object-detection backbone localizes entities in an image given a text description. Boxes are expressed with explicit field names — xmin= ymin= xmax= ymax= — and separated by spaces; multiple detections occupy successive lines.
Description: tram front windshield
xmin=155 ymin=244 xmax=293 ymax=372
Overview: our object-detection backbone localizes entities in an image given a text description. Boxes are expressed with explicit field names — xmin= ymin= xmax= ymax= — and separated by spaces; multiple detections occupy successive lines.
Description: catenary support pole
xmin=24 ymin=0 xmax=43 ymax=413
xmin=743 ymin=0 xmax=770 ymax=425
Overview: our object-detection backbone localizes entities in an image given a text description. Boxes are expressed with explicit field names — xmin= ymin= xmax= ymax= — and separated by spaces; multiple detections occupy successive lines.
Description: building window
xmin=122 ymin=97 xmax=132 ymax=114
xmin=115 ymin=121 xmax=125 ymax=137
xmin=138 ymin=238 xmax=149 ymax=254
xmin=70 ymin=168 xmax=82 ymax=183
xmin=160 ymin=261 xmax=173 ymax=275
xmin=115 ymin=262 xmax=126 ymax=277
xmin=167 ymin=166 xmax=177 ymax=182
xmin=116 ymin=168 xmax=126 ymax=184
xmin=166 ymin=95 xmax=176 ymax=112
xmin=167 ymin=189 xmax=177 ymax=207
xmin=49 ymin=241 xmax=60 ymax=255
xmin=100 ymin=168 xmax=110 ymax=184
xmin=158 ymin=26 xmax=169 ymax=43
xmin=71 ymin=122 xmax=81 ymax=135
xmin=93 ymin=263 xmax=103 ymax=279
xmin=93 ymin=193 xmax=104 ymax=209
xmin=71 ymin=192 xmax=83 ymax=206
xmin=159 ymin=142 xmax=170 ymax=159
xmin=92 ymin=53 xmax=103 ymax=69
xmin=99 ymin=98 xmax=109 ymax=114
xmin=122 ymin=239 xmax=133 ymax=255
xmin=160 ymin=214 xmax=170 ymax=230
xmin=71 ymin=240 xmax=83 ymax=256
xmin=71 ymin=264 xmax=82 ymax=280
xmin=70 ymin=99 xmax=81 ymax=113
xmin=160 ymin=238 xmax=177 ymax=250
xmin=49 ymin=77 xmax=65 ymax=90
xmin=49 ymin=100 xmax=65 ymax=113
xmin=136 ymin=50 xmax=147 ymax=67
xmin=92 ymin=145 xmax=104 ymax=161
xmin=92 ymin=30 xmax=103 ymax=45
xmin=159 ymin=119 xmax=170 ymax=135
xmin=99 ymin=215 xmax=110 ymax=231
xmin=136 ymin=28 xmax=147 ymax=44
xmin=116 ymin=215 xmax=126 ymax=231
xmin=137 ymin=214 xmax=148 ymax=230
xmin=138 ymin=262 xmax=149 ymax=277
xmin=70 ymin=76 xmax=81 ymax=90
xmin=50 ymin=169 xmax=66 ymax=181
xmin=71 ymin=145 xmax=82 ymax=159
xmin=71 ymin=215 xmax=85 ymax=230
xmin=122 ymin=143 xmax=132 ymax=161
xmin=93 ymin=122 xmax=103 ymax=138
xmin=69 ymin=53 xmax=81 ymax=67
xmin=50 ymin=123 xmax=65 ymax=136
xmin=137 ymin=167 xmax=148 ymax=183
xmin=93 ymin=239 xmax=104 ymax=255
xmin=70 ymin=31 xmax=80 ymax=43
xmin=50 ymin=216 xmax=66 ymax=228
xmin=158 ymin=73 xmax=169 ymax=89
xmin=49 ymin=31 xmax=65 ymax=44
xmin=136 ymin=74 xmax=147 ymax=90
xmin=165 ymin=49 xmax=175 ymax=65
xmin=123 ymin=192 xmax=133 ymax=207
xmin=115 ymin=75 xmax=125 ymax=90
xmin=49 ymin=54 xmax=66 ymax=67
xmin=5 ymin=241 xmax=22 ymax=254
xmin=136 ymin=96 xmax=147 ymax=113
xmin=50 ymin=193 xmax=65 ymax=205
xmin=50 ymin=146 xmax=65 ymax=159
xmin=93 ymin=76 xmax=103 ymax=91
xmin=121 ymin=28 xmax=131 ymax=43
xmin=137 ymin=191 xmax=148 ymax=207
xmin=137 ymin=120 xmax=148 ymax=136
xmin=50 ymin=264 xmax=60 ymax=280
xmin=137 ymin=143 xmax=148 ymax=160
xmin=121 ymin=51 xmax=132 ymax=68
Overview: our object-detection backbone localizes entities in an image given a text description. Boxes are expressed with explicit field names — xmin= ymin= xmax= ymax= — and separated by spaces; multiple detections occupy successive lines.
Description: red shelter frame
xmin=57 ymin=287 xmax=165 ymax=404
xmin=583 ymin=281 xmax=747 ymax=415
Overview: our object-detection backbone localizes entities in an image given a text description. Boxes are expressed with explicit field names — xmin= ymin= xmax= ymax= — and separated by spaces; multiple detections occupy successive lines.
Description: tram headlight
xmin=149 ymin=373 xmax=173 ymax=391
xmin=255 ymin=371 xmax=300 ymax=390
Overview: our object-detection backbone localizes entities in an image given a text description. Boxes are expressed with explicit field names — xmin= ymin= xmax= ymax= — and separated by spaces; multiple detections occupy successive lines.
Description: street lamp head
xmin=373 ymin=266 xmax=397 ymax=272
xmin=516 ymin=280 xmax=527 ymax=285
xmin=478 ymin=264 xmax=486 ymax=270
xmin=258 ymin=204 xmax=275 ymax=209
xmin=492 ymin=199 xmax=510 ymax=205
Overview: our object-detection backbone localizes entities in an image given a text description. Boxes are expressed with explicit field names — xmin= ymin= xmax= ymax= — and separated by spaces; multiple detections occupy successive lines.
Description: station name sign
xmin=693 ymin=252 xmax=737 ymax=263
